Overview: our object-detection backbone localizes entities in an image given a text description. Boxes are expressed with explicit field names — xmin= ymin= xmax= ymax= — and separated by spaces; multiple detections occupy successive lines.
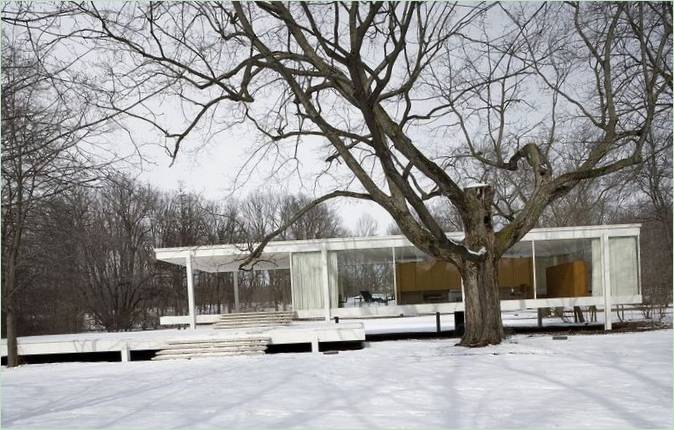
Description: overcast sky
xmin=119 ymin=120 xmax=395 ymax=235
xmin=9 ymin=2 xmax=647 ymax=238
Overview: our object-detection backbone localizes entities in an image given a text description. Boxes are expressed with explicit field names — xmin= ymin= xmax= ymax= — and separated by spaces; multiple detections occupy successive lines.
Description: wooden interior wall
xmin=395 ymin=260 xmax=461 ymax=304
xmin=544 ymin=260 xmax=589 ymax=297
xmin=396 ymin=261 xmax=461 ymax=293
xmin=394 ymin=256 xmax=591 ymax=301
xmin=396 ymin=258 xmax=534 ymax=293
xmin=395 ymin=257 xmax=538 ymax=303
xmin=498 ymin=257 xmax=534 ymax=288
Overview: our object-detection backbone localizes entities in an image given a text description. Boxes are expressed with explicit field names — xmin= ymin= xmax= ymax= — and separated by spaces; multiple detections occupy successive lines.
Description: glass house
xmin=155 ymin=224 xmax=641 ymax=330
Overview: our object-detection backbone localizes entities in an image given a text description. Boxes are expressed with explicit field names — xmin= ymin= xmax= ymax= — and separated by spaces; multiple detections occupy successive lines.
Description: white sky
xmin=120 ymin=125 xmax=395 ymax=235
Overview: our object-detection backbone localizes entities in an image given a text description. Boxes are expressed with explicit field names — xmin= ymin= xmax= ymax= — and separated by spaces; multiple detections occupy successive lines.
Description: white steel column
xmin=636 ymin=233 xmax=642 ymax=295
xmin=233 ymin=271 xmax=240 ymax=312
xmin=288 ymin=252 xmax=295 ymax=309
xmin=185 ymin=254 xmax=197 ymax=330
xmin=531 ymin=240 xmax=537 ymax=300
xmin=602 ymin=233 xmax=612 ymax=330
xmin=120 ymin=344 xmax=130 ymax=362
xmin=320 ymin=243 xmax=331 ymax=322
xmin=392 ymin=247 xmax=398 ymax=303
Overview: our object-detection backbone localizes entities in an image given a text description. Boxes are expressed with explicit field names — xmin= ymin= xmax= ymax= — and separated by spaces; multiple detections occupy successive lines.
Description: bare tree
xmin=353 ymin=213 xmax=379 ymax=237
xmin=15 ymin=191 xmax=91 ymax=335
xmin=73 ymin=176 xmax=159 ymax=331
xmin=281 ymin=194 xmax=345 ymax=240
xmin=5 ymin=2 xmax=670 ymax=346
xmin=0 ymin=30 xmax=109 ymax=365
xmin=634 ymin=127 xmax=673 ymax=249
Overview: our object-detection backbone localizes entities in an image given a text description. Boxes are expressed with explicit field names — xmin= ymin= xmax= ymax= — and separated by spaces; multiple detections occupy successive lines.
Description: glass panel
xmin=609 ymin=236 xmax=639 ymax=296
xmin=533 ymin=238 xmax=601 ymax=298
xmin=334 ymin=248 xmax=394 ymax=308
xmin=394 ymin=246 xmax=462 ymax=304
xmin=269 ymin=269 xmax=293 ymax=311
xmin=195 ymin=272 xmax=233 ymax=314
xmin=291 ymin=252 xmax=324 ymax=310
xmin=237 ymin=269 xmax=292 ymax=312
xmin=498 ymin=241 xmax=534 ymax=300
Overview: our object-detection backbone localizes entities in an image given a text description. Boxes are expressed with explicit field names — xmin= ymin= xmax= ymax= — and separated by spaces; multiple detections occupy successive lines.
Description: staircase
xmin=152 ymin=336 xmax=270 ymax=360
xmin=212 ymin=311 xmax=296 ymax=330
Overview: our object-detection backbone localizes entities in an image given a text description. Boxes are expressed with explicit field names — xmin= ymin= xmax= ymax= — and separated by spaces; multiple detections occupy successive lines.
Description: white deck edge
xmin=0 ymin=323 xmax=366 ymax=358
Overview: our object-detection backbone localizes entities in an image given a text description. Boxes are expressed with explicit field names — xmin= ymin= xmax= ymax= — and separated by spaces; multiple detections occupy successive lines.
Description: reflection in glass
xmin=394 ymin=246 xmax=462 ymax=304
xmin=334 ymin=248 xmax=394 ymax=307
xmin=533 ymin=238 xmax=601 ymax=298
xmin=236 ymin=269 xmax=292 ymax=312
xmin=498 ymin=241 xmax=534 ymax=300
xmin=609 ymin=236 xmax=639 ymax=296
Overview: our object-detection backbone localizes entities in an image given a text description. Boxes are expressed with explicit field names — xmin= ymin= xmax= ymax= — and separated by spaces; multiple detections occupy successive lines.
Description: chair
xmin=360 ymin=290 xmax=387 ymax=305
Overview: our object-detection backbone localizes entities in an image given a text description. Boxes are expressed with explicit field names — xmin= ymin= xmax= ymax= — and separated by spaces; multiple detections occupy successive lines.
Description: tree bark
xmin=5 ymin=304 xmax=19 ymax=367
xmin=458 ymin=185 xmax=504 ymax=346
xmin=3 ymin=220 xmax=22 ymax=367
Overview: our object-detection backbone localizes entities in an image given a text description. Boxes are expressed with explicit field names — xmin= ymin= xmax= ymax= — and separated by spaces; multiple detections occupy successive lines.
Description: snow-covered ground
xmin=2 ymin=329 xmax=671 ymax=429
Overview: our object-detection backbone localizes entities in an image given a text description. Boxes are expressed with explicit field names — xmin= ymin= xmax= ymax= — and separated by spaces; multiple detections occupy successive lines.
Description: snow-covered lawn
xmin=2 ymin=329 xmax=671 ymax=429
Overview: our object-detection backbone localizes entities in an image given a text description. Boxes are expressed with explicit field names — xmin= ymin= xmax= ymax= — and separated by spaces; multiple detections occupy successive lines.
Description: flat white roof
xmin=154 ymin=224 xmax=641 ymax=273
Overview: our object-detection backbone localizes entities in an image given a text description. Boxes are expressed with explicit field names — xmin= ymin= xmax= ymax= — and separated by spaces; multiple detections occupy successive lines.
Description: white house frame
xmin=154 ymin=224 xmax=642 ymax=331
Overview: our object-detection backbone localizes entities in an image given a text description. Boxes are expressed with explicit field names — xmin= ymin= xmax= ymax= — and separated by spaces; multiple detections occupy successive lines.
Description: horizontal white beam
xmin=155 ymin=224 xmax=641 ymax=272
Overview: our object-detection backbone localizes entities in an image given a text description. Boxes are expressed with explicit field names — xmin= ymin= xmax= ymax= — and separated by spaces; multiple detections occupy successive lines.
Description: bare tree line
xmin=2 ymin=173 xmax=347 ymax=338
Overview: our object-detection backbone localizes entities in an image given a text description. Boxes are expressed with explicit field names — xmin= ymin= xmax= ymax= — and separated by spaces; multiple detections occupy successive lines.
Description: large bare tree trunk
xmin=4 ymin=245 xmax=19 ymax=366
xmin=5 ymin=305 xmax=18 ymax=367
xmin=460 ymin=257 xmax=503 ymax=346
xmin=459 ymin=185 xmax=504 ymax=346
xmin=3 ymin=213 xmax=22 ymax=367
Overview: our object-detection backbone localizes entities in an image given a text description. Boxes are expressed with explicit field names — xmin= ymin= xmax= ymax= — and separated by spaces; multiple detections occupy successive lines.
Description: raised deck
xmin=0 ymin=321 xmax=365 ymax=363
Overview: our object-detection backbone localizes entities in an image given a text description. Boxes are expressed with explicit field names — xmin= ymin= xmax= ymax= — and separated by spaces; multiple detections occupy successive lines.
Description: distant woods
xmin=1 ymin=173 xmax=346 ymax=335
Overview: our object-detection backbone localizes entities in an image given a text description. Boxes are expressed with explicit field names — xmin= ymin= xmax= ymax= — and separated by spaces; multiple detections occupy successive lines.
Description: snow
xmin=2 ymin=329 xmax=671 ymax=429
xmin=463 ymin=183 xmax=490 ymax=189
xmin=467 ymin=246 xmax=487 ymax=256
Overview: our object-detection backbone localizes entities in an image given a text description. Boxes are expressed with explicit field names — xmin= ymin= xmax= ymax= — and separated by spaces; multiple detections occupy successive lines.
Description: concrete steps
xmin=152 ymin=336 xmax=270 ymax=361
xmin=217 ymin=311 xmax=295 ymax=319
xmin=154 ymin=351 xmax=264 ymax=360
xmin=212 ymin=311 xmax=296 ymax=330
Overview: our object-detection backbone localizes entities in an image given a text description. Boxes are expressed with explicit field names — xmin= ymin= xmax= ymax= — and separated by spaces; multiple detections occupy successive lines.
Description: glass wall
xmin=290 ymin=251 xmax=339 ymax=311
xmin=533 ymin=238 xmax=602 ymax=298
xmin=286 ymin=232 xmax=640 ymax=312
xmin=394 ymin=246 xmax=462 ymax=304
xmin=195 ymin=272 xmax=232 ymax=314
xmin=609 ymin=236 xmax=640 ymax=296
xmin=237 ymin=269 xmax=292 ymax=312
xmin=333 ymin=248 xmax=394 ymax=308
xmin=498 ymin=241 xmax=535 ymax=300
